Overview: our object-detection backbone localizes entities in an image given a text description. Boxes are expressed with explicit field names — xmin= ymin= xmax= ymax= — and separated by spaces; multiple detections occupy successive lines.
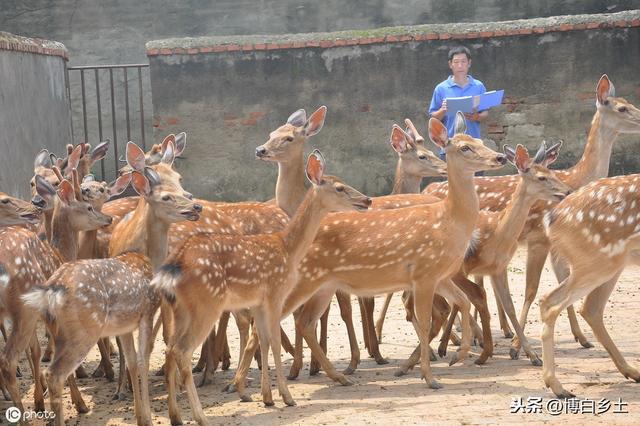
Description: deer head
xmin=30 ymin=149 xmax=60 ymax=201
xmin=123 ymin=141 xmax=202 ymax=223
xmin=117 ymin=133 xmax=187 ymax=175
xmin=305 ymin=150 xmax=371 ymax=213
xmin=63 ymin=141 xmax=110 ymax=178
xmin=255 ymin=106 xmax=327 ymax=162
xmin=0 ymin=192 xmax=42 ymax=226
xmin=390 ymin=121 xmax=447 ymax=178
xmin=79 ymin=174 xmax=110 ymax=211
xmin=429 ymin=113 xmax=506 ymax=173
xmin=595 ymin=74 xmax=640 ymax=134
xmin=504 ymin=142 xmax=572 ymax=202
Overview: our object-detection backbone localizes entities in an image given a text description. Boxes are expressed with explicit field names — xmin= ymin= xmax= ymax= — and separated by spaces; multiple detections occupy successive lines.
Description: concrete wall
xmin=0 ymin=32 xmax=71 ymax=199
xmin=147 ymin=11 xmax=640 ymax=201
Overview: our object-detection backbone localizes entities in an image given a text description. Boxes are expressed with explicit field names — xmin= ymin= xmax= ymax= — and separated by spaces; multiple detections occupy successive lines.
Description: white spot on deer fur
xmin=606 ymin=215 xmax=617 ymax=223
xmin=15 ymin=257 xmax=22 ymax=265
xmin=575 ymin=211 xmax=584 ymax=222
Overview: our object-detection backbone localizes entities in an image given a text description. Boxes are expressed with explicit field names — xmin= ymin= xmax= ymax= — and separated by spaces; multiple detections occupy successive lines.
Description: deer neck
xmin=50 ymin=202 xmax=79 ymax=262
xmin=491 ymin=178 xmax=536 ymax=252
xmin=43 ymin=209 xmax=53 ymax=241
xmin=391 ymin=160 xmax=422 ymax=195
xmin=445 ymin=158 xmax=479 ymax=228
xmin=568 ymin=111 xmax=619 ymax=185
xmin=282 ymin=189 xmax=328 ymax=267
xmin=110 ymin=198 xmax=170 ymax=271
xmin=275 ymin=151 xmax=307 ymax=217
xmin=77 ymin=230 xmax=98 ymax=260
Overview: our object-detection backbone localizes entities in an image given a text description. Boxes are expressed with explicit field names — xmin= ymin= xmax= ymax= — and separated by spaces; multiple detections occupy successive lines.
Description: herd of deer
xmin=0 ymin=74 xmax=639 ymax=424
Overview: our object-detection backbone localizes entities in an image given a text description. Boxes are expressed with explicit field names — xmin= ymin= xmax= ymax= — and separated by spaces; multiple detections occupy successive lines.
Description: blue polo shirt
xmin=428 ymin=75 xmax=486 ymax=138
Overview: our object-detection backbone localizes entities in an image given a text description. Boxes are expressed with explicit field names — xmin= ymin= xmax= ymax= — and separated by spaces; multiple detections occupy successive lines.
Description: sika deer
xmin=152 ymin=150 xmax=371 ymax=425
xmin=0 ymin=192 xmax=41 ymax=227
xmin=424 ymin=75 xmax=640 ymax=360
xmin=23 ymin=141 xmax=201 ymax=426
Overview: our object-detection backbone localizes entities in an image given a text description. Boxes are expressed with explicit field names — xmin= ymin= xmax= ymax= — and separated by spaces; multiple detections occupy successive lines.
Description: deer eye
xmin=1 ymin=199 xmax=8 ymax=204
xmin=99 ymin=187 xmax=105 ymax=193
xmin=335 ymin=185 xmax=344 ymax=192
xmin=285 ymin=136 xmax=294 ymax=142
xmin=538 ymin=176 xmax=547 ymax=181
xmin=162 ymin=195 xmax=171 ymax=201
xmin=418 ymin=155 xmax=427 ymax=160
xmin=618 ymin=106 xmax=628 ymax=113
xmin=461 ymin=145 xmax=472 ymax=152
xmin=87 ymin=206 xmax=93 ymax=211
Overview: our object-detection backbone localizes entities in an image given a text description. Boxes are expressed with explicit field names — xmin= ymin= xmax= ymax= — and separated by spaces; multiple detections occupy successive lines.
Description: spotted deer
xmin=423 ymin=75 xmax=640 ymax=360
xmin=227 ymin=114 xmax=506 ymax=399
xmin=23 ymin=141 xmax=201 ymax=426
xmin=152 ymin=150 xmax=371 ymax=425
xmin=541 ymin=173 xmax=640 ymax=398
xmin=290 ymin=120 xmax=449 ymax=378
xmin=401 ymin=142 xmax=571 ymax=371
xmin=0 ymin=170 xmax=113 ymax=419
xmin=0 ymin=192 xmax=41 ymax=227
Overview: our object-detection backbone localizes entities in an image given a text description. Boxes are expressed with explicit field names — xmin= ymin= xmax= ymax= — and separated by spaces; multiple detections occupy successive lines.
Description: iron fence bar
xmin=80 ymin=69 xmax=88 ymax=144
xmin=124 ymin=68 xmax=131 ymax=142
xmin=94 ymin=68 xmax=105 ymax=180
xmin=109 ymin=68 xmax=118 ymax=175
xmin=65 ymin=66 xmax=75 ymax=144
xmin=138 ymin=66 xmax=146 ymax=150
xmin=68 ymin=64 xmax=149 ymax=70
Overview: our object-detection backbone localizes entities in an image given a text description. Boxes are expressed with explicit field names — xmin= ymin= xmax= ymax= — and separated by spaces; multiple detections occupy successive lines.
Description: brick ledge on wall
xmin=0 ymin=31 xmax=69 ymax=61
xmin=147 ymin=10 xmax=640 ymax=57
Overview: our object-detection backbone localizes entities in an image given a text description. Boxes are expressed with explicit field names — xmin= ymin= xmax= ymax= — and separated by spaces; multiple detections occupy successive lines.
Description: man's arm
xmin=428 ymin=86 xmax=447 ymax=120
xmin=464 ymin=109 xmax=488 ymax=122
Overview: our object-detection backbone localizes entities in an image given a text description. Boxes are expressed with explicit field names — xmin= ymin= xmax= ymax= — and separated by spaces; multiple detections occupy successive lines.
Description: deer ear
xmin=35 ymin=175 xmax=57 ymax=202
xmin=131 ymin=171 xmax=151 ymax=196
xmin=306 ymin=149 xmax=325 ymax=186
xmin=66 ymin=144 xmax=74 ymax=156
xmin=514 ymin=144 xmax=530 ymax=173
xmin=161 ymin=134 xmax=176 ymax=156
xmin=503 ymin=145 xmax=516 ymax=164
xmin=404 ymin=118 xmax=424 ymax=145
xmin=596 ymin=74 xmax=615 ymax=105
xmin=161 ymin=141 xmax=176 ymax=166
xmin=34 ymin=149 xmax=51 ymax=170
xmin=287 ymin=109 xmax=307 ymax=127
xmin=428 ymin=118 xmax=449 ymax=149
xmin=304 ymin=106 xmax=327 ymax=137
xmin=143 ymin=167 xmax=162 ymax=187
xmin=126 ymin=142 xmax=146 ymax=171
xmin=390 ymin=125 xmax=409 ymax=154
xmin=174 ymin=132 xmax=187 ymax=157
xmin=57 ymin=179 xmax=76 ymax=205
xmin=108 ymin=173 xmax=132 ymax=197
xmin=544 ymin=140 xmax=563 ymax=166
xmin=90 ymin=140 xmax=109 ymax=164
xmin=453 ymin=111 xmax=467 ymax=135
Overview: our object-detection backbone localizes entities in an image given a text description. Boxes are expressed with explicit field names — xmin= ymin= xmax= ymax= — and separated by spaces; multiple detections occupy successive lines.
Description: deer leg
xmin=119 ymin=333 xmax=146 ymax=426
xmin=512 ymin=237 xmax=549 ymax=356
xmin=94 ymin=337 xmax=115 ymax=381
xmin=280 ymin=326 xmax=294 ymax=356
xmin=27 ymin=333 xmax=45 ymax=412
xmin=540 ymin=269 xmax=608 ymax=398
xmin=439 ymin=306 xmax=458 ymax=358
xmin=113 ymin=336 xmax=131 ymax=401
xmin=233 ymin=309 xmax=251 ymax=366
xmin=490 ymin=270 xmax=542 ymax=366
xmin=310 ymin=304 xmax=329 ymax=376
xmin=451 ymin=275 xmax=493 ymax=364
xmin=192 ymin=334 xmax=211 ymax=374
xmin=267 ymin=309 xmax=296 ymax=406
xmin=360 ymin=296 xmax=387 ymax=364
xmin=336 ymin=291 xmax=360 ymax=375
xmin=225 ymin=326 xmax=259 ymax=402
xmin=375 ymin=293 xmax=394 ymax=343
xmin=251 ymin=309 xmax=275 ymax=407
xmin=411 ymin=280 xmax=440 ymax=389
xmin=550 ymin=252 xmax=593 ymax=348
xmin=136 ymin=315 xmax=154 ymax=426
xmin=582 ymin=272 xmax=639 ymax=383
xmin=298 ymin=290 xmax=353 ymax=386
xmin=287 ymin=309 xmax=305 ymax=380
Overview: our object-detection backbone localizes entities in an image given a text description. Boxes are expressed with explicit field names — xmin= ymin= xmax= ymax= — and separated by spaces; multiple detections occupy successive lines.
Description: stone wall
xmin=0 ymin=32 xmax=71 ymax=199
xmin=147 ymin=11 xmax=640 ymax=201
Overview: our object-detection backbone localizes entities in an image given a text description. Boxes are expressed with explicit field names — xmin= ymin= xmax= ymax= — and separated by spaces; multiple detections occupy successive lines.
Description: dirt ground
xmin=10 ymin=247 xmax=640 ymax=425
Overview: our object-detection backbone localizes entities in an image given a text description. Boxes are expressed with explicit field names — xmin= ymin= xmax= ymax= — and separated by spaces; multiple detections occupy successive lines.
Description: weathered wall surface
xmin=0 ymin=32 xmax=71 ymax=199
xmin=147 ymin=11 xmax=640 ymax=201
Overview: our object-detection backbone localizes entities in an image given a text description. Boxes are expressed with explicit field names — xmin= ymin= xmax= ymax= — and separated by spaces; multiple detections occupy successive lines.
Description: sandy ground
xmin=8 ymin=247 xmax=640 ymax=425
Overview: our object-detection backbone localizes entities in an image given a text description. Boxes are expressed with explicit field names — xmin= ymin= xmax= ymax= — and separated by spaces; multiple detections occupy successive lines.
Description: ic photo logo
xmin=5 ymin=406 xmax=56 ymax=423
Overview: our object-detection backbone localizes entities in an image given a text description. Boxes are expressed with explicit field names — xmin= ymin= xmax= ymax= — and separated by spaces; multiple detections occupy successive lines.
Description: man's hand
xmin=464 ymin=111 xmax=480 ymax=122
xmin=440 ymin=99 xmax=448 ymax=115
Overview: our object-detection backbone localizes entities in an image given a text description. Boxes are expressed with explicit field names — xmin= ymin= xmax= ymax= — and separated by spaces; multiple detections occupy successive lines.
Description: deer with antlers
xmin=0 ymin=167 xmax=113 ymax=418
xmin=541 ymin=170 xmax=640 ymax=397
xmin=152 ymin=150 xmax=371 ymax=425
xmin=398 ymin=142 xmax=571 ymax=371
xmin=225 ymin=114 xmax=505 ymax=401
xmin=23 ymin=141 xmax=201 ymax=426
xmin=423 ymin=75 xmax=640 ymax=362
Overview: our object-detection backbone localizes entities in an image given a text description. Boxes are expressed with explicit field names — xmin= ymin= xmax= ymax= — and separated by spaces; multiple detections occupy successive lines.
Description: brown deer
xmin=23 ymin=141 xmax=201 ymax=426
xmin=228 ymin=114 xmax=506 ymax=398
xmin=152 ymin=150 xmax=371 ymax=425
xmin=541 ymin=172 xmax=640 ymax=397
xmin=0 ymin=192 xmax=41 ymax=227
xmin=400 ymin=142 xmax=571 ymax=371
xmin=423 ymin=75 xmax=640 ymax=360
xmin=0 ymin=170 xmax=113 ymax=419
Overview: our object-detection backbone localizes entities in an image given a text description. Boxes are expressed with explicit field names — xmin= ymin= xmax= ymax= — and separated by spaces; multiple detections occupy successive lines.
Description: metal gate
xmin=66 ymin=64 xmax=152 ymax=182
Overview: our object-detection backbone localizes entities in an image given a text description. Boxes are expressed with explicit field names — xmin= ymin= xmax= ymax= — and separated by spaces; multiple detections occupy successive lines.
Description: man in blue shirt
xmin=429 ymin=46 xmax=488 ymax=152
